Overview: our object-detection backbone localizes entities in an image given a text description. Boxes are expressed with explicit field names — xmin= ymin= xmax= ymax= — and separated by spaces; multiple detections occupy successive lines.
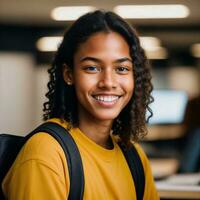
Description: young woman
xmin=2 ymin=10 xmax=159 ymax=199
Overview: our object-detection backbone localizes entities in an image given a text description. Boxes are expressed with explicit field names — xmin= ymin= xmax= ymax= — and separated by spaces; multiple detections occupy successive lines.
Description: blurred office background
xmin=0 ymin=0 xmax=200 ymax=180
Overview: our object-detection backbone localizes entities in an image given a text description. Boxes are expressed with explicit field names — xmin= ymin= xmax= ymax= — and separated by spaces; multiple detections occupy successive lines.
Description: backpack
xmin=0 ymin=122 xmax=145 ymax=200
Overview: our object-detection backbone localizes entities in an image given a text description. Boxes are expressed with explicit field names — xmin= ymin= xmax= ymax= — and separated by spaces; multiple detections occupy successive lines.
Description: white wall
xmin=0 ymin=52 xmax=36 ymax=135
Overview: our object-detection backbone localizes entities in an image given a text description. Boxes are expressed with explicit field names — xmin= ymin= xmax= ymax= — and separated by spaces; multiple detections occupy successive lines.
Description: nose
xmin=98 ymin=68 xmax=117 ymax=89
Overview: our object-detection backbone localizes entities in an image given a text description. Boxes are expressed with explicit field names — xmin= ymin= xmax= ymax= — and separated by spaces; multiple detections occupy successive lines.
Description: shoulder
xmin=2 ymin=131 xmax=69 ymax=199
xmin=24 ymin=132 xmax=64 ymax=158
xmin=132 ymin=142 xmax=153 ymax=175
xmin=15 ymin=130 xmax=67 ymax=174
xmin=21 ymin=118 xmax=70 ymax=163
xmin=133 ymin=143 xmax=149 ymax=168
xmin=133 ymin=143 xmax=159 ymax=198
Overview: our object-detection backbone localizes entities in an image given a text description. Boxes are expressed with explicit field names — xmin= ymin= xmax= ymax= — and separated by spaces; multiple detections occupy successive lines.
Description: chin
xmin=92 ymin=112 xmax=119 ymax=122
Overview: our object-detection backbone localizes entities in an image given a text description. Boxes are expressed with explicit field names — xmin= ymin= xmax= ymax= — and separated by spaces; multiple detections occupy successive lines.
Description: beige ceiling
xmin=0 ymin=0 xmax=200 ymax=50
xmin=0 ymin=0 xmax=200 ymax=26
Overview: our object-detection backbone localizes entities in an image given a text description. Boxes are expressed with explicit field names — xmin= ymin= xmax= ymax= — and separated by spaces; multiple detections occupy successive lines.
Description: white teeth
xmin=94 ymin=95 xmax=119 ymax=102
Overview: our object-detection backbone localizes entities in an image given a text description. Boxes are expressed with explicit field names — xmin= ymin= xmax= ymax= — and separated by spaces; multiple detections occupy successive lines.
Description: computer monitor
xmin=147 ymin=90 xmax=188 ymax=125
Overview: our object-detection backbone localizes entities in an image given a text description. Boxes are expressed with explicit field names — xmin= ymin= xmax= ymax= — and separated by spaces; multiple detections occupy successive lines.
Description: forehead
xmin=74 ymin=31 xmax=131 ymax=61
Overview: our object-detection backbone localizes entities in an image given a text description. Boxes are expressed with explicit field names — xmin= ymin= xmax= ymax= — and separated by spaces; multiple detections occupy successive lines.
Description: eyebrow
xmin=80 ymin=56 xmax=132 ymax=64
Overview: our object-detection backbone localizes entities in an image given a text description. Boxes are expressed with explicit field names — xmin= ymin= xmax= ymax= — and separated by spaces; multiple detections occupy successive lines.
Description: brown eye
xmin=116 ymin=66 xmax=130 ymax=74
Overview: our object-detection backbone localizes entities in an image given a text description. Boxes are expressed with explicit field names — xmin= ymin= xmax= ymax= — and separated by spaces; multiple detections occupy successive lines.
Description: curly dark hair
xmin=43 ymin=10 xmax=153 ymax=147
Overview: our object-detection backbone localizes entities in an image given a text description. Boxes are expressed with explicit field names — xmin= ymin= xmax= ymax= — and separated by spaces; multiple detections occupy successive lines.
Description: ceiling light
xmin=145 ymin=47 xmax=168 ymax=59
xmin=139 ymin=37 xmax=167 ymax=59
xmin=190 ymin=43 xmax=200 ymax=58
xmin=51 ymin=6 xmax=96 ymax=21
xmin=139 ymin=37 xmax=161 ymax=51
xmin=36 ymin=36 xmax=63 ymax=52
xmin=114 ymin=4 xmax=190 ymax=19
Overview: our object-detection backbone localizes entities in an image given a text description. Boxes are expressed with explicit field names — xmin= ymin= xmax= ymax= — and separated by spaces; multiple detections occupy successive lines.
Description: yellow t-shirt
xmin=2 ymin=118 xmax=159 ymax=200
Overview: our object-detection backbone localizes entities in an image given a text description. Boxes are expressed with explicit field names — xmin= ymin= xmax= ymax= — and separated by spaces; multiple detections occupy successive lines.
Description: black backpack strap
xmin=26 ymin=122 xmax=84 ymax=200
xmin=119 ymin=143 xmax=145 ymax=200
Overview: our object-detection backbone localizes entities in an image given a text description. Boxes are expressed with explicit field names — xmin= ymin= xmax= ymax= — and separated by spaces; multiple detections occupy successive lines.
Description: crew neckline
xmin=71 ymin=127 xmax=118 ymax=162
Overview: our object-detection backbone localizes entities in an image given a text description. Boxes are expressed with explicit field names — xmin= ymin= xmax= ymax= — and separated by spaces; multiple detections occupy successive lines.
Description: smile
xmin=93 ymin=95 xmax=120 ymax=102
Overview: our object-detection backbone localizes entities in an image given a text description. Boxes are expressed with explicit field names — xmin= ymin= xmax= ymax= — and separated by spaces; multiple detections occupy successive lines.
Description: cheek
xmin=121 ymin=75 xmax=134 ymax=95
xmin=74 ymin=74 xmax=96 ymax=97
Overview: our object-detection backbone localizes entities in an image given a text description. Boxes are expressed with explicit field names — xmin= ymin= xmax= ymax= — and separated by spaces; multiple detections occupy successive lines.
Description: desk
xmin=156 ymin=173 xmax=200 ymax=199
xmin=157 ymin=183 xmax=200 ymax=199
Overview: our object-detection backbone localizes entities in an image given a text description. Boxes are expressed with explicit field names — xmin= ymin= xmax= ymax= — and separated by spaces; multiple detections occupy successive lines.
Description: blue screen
xmin=147 ymin=90 xmax=188 ymax=124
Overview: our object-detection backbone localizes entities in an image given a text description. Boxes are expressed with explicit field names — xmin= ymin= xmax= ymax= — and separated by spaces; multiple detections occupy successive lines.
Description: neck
xmin=78 ymin=115 xmax=113 ymax=149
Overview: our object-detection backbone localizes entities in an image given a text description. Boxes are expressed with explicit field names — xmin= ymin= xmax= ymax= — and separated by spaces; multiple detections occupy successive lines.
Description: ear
xmin=63 ymin=64 xmax=74 ymax=85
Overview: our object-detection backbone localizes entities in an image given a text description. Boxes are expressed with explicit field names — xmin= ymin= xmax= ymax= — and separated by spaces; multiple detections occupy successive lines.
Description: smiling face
xmin=63 ymin=31 xmax=134 ymax=126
